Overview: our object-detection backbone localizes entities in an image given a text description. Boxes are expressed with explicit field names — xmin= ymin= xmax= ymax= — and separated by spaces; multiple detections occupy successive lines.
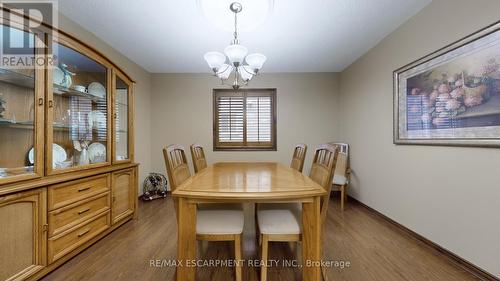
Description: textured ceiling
xmin=57 ymin=0 xmax=431 ymax=73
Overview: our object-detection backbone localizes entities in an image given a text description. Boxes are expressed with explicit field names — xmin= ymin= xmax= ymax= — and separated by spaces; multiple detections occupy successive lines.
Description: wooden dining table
xmin=172 ymin=162 xmax=327 ymax=281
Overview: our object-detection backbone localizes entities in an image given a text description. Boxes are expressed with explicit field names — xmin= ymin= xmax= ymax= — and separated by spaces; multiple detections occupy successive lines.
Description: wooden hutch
xmin=0 ymin=8 xmax=138 ymax=281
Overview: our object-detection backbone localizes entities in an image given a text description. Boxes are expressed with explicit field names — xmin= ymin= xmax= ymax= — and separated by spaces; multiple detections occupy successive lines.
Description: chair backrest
xmin=163 ymin=144 xmax=191 ymax=191
xmin=290 ymin=143 xmax=307 ymax=172
xmin=330 ymin=143 xmax=349 ymax=179
xmin=309 ymin=143 xmax=339 ymax=224
xmin=190 ymin=143 xmax=207 ymax=174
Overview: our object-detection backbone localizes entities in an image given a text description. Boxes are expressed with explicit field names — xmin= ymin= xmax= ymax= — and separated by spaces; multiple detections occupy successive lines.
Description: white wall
xmin=150 ymin=73 xmax=340 ymax=178
xmin=57 ymin=14 xmax=152 ymax=188
xmin=339 ymin=0 xmax=500 ymax=277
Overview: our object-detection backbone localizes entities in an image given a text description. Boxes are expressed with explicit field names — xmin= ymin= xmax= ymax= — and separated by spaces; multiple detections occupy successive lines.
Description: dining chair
xmin=290 ymin=143 xmax=307 ymax=172
xmin=163 ymin=144 xmax=243 ymax=281
xmin=257 ymin=143 xmax=339 ymax=281
xmin=190 ymin=143 xmax=207 ymax=173
xmin=330 ymin=143 xmax=350 ymax=211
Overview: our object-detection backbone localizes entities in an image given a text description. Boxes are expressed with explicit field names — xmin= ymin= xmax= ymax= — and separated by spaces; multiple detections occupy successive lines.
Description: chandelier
xmin=204 ymin=2 xmax=267 ymax=90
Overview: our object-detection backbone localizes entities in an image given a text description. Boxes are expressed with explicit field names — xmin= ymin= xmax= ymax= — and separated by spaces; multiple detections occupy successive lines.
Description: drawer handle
xmin=78 ymin=208 xmax=91 ymax=215
xmin=78 ymin=187 xmax=91 ymax=192
xmin=77 ymin=228 xmax=91 ymax=237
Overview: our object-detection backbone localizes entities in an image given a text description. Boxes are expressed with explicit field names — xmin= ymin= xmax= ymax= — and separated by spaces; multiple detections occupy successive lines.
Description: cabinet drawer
xmin=48 ymin=175 xmax=110 ymax=210
xmin=48 ymin=211 xmax=110 ymax=263
xmin=48 ymin=192 xmax=110 ymax=237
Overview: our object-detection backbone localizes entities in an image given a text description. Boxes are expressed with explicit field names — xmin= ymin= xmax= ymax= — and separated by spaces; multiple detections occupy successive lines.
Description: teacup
xmin=73 ymin=85 xmax=87 ymax=93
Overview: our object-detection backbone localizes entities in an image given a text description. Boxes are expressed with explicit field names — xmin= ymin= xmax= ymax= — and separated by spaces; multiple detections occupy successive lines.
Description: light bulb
xmin=224 ymin=44 xmax=248 ymax=66
xmin=245 ymin=53 xmax=266 ymax=72
xmin=204 ymin=51 xmax=226 ymax=71
xmin=238 ymin=65 xmax=254 ymax=81
xmin=216 ymin=64 xmax=233 ymax=80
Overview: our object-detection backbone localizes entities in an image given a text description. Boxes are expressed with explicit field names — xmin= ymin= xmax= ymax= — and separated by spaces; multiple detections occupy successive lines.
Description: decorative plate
xmin=87 ymin=110 xmax=106 ymax=130
xmin=29 ymin=144 xmax=67 ymax=167
xmin=88 ymin=142 xmax=106 ymax=163
xmin=53 ymin=67 xmax=65 ymax=86
xmin=88 ymin=82 xmax=106 ymax=99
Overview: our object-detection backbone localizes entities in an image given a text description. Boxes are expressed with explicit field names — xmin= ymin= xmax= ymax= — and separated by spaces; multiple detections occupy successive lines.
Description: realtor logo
xmin=0 ymin=1 xmax=56 ymax=68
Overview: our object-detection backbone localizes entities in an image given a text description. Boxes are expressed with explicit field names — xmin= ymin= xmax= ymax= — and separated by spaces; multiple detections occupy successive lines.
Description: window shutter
xmin=246 ymin=96 xmax=272 ymax=142
xmin=217 ymin=96 xmax=244 ymax=142
xmin=214 ymin=89 xmax=276 ymax=150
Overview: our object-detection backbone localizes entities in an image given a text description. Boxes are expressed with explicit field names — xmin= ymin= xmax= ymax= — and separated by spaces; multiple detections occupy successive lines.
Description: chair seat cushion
xmin=257 ymin=204 xmax=302 ymax=235
xmin=196 ymin=209 xmax=244 ymax=235
xmin=333 ymin=174 xmax=347 ymax=185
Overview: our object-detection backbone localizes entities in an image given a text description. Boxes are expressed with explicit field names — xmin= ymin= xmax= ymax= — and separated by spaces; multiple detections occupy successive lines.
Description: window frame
xmin=213 ymin=88 xmax=277 ymax=151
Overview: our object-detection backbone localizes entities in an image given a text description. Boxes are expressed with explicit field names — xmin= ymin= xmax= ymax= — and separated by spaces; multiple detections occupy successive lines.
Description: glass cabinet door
xmin=48 ymin=40 xmax=109 ymax=172
xmin=113 ymin=73 xmax=131 ymax=162
xmin=0 ymin=25 xmax=43 ymax=182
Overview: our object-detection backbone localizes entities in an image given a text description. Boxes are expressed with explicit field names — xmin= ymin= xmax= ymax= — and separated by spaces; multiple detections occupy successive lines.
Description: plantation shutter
xmin=246 ymin=96 xmax=272 ymax=142
xmin=214 ymin=89 xmax=276 ymax=150
xmin=217 ymin=95 xmax=244 ymax=142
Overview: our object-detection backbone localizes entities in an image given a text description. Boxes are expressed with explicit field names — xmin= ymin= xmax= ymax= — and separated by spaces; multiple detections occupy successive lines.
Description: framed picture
xmin=394 ymin=21 xmax=500 ymax=147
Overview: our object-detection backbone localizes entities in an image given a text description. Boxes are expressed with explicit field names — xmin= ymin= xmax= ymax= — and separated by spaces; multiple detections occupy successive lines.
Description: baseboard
xmin=347 ymin=196 xmax=499 ymax=281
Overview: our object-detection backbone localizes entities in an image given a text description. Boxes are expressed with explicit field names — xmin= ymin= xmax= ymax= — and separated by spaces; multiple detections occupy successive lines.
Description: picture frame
xmin=394 ymin=21 xmax=500 ymax=147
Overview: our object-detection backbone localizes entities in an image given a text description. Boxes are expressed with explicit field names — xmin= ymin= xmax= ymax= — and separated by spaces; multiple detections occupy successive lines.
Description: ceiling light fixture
xmin=204 ymin=2 xmax=267 ymax=90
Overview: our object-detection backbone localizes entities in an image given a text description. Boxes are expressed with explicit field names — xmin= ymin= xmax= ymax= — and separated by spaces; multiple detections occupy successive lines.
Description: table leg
xmin=177 ymin=197 xmax=197 ymax=281
xmin=302 ymin=196 xmax=321 ymax=281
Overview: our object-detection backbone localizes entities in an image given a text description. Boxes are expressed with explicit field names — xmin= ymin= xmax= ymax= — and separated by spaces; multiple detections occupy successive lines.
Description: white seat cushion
xmin=333 ymin=174 xmax=347 ymax=185
xmin=257 ymin=203 xmax=302 ymax=235
xmin=196 ymin=209 xmax=244 ymax=235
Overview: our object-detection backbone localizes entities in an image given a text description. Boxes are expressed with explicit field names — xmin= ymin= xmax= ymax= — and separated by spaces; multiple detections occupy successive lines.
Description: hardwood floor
xmin=42 ymin=194 xmax=480 ymax=281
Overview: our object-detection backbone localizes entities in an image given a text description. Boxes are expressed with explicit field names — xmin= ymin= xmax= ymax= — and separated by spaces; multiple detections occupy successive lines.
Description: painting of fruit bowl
xmin=394 ymin=21 xmax=500 ymax=147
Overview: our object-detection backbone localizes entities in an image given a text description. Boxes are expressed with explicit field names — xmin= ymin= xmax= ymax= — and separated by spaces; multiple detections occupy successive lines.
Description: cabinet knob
xmin=38 ymin=98 xmax=44 ymax=106
xmin=48 ymin=100 xmax=53 ymax=108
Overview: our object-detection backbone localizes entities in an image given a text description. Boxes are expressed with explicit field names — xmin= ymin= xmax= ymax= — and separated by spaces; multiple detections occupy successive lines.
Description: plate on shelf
xmin=28 ymin=144 xmax=67 ymax=168
xmin=88 ymin=110 xmax=106 ymax=130
xmin=53 ymin=67 xmax=65 ymax=86
xmin=88 ymin=142 xmax=106 ymax=163
xmin=88 ymin=82 xmax=106 ymax=99
xmin=55 ymin=160 xmax=73 ymax=169
xmin=72 ymin=85 xmax=87 ymax=93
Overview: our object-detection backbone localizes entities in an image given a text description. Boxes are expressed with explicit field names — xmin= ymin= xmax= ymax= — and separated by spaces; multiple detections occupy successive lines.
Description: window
xmin=213 ymin=89 xmax=277 ymax=151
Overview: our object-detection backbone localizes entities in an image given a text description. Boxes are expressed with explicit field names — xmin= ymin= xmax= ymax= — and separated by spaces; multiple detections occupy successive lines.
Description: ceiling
xmin=57 ymin=0 xmax=431 ymax=73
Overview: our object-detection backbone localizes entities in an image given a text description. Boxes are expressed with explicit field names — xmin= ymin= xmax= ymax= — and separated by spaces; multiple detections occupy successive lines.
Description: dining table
xmin=172 ymin=162 xmax=327 ymax=281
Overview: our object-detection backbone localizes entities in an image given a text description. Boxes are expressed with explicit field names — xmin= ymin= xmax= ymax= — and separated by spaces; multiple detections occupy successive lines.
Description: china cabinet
xmin=46 ymin=35 xmax=112 ymax=175
xmin=112 ymin=70 xmax=134 ymax=164
xmin=0 ymin=189 xmax=46 ymax=281
xmin=0 ymin=8 xmax=138 ymax=281
xmin=111 ymin=168 xmax=135 ymax=224
xmin=0 ymin=25 xmax=44 ymax=185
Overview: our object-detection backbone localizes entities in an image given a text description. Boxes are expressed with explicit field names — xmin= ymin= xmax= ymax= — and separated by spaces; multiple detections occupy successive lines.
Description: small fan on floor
xmin=141 ymin=173 xmax=168 ymax=201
